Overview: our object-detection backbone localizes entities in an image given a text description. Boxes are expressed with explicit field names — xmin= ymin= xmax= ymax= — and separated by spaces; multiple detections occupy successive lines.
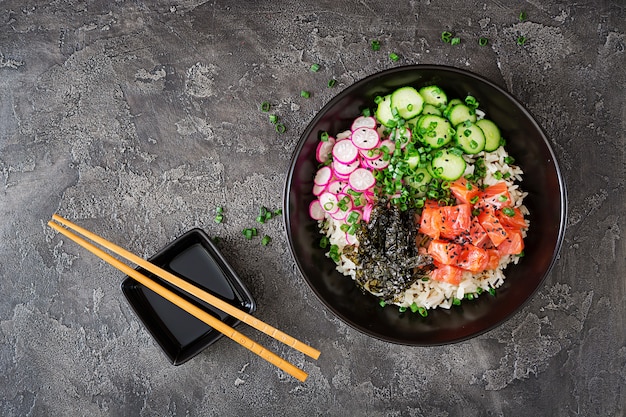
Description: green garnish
xmin=441 ymin=31 xmax=453 ymax=43
xmin=260 ymin=101 xmax=270 ymax=112
xmin=275 ymin=123 xmax=286 ymax=134
xmin=261 ymin=235 xmax=271 ymax=246
xmin=327 ymin=79 xmax=337 ymax=88
xmin=371 ymin=40 xmax=381 ymax=51
xmin=479 ymin=37 xmax=488 ymax=46
xmin=300 ymin=90 xmax=311 ymax=99
xmin=516 ymin=36 xmax=527 ymax=46
xmin=502 ymin=207 xmax=516 ymax=217
xmin=389 ymin=52 xmax=400 ymax=61
xmin=450 ymin=37 xmax=461 ymax=45
xmin=519 ymin=11 xmax=527 ymax=22
xmin=310 ymin=63 xmax=321 ymax=72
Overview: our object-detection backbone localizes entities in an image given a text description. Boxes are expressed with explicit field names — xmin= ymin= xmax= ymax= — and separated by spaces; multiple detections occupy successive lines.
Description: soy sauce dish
xmin=284 ymin=65 xmax=567 ymax=345
xmin=121 ymin=229 xmax=256 ymax=364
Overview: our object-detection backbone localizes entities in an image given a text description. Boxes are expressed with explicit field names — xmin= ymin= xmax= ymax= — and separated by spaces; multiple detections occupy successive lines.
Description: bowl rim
xmin=283 ymin=64 xmax=567 ymax=344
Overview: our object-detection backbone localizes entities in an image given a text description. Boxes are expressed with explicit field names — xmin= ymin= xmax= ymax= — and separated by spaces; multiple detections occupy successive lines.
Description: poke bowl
xmin=283 ymin=65 xmax=566 ymax=345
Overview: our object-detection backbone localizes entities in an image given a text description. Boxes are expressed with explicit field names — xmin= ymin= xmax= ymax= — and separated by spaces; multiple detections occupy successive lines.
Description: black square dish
xmin=121 ymin=228 xmax=256 ymax=365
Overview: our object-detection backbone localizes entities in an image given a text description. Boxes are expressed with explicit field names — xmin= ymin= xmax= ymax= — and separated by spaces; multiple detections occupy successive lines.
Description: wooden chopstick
xmin=51 ymin=214 xmax=320 ymax=360
xmin=48 ymin=218 xmax=311 ymax=382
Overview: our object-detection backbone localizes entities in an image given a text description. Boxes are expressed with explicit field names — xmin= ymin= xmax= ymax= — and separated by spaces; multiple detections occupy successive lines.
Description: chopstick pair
xmin=47 ymin=214 xmax=320 ymax=382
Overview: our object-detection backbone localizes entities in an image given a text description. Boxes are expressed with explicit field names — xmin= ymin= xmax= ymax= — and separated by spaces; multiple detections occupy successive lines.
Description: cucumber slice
xmin=390 ymin=86 xmax=424 ymax=120
xmin=476 ymin=118 xmax=502 ymax=152
xmin=416 ymin=115 xmax=454 ymax=149
xmin=406 ymin=167 xmax=432 ymax=195
xmin=447 ymin=103 xmax=477 ymax=126
xmin=418 ymin=85 xmax=448 ymax=108
xmin=375 ymin=95 xmax=395 ymax=127
xmin=421 ymin=103 xmax=442 ymax=116
xmin=443 ymin=98 xmax=463 ymax=117
xmin=455 ymin=122 xmax=486 ymax=154
xmin=430 ymin=149 xmax=466 ymax=181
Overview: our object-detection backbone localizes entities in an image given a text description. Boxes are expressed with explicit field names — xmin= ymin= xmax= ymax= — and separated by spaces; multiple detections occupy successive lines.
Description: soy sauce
xmin=141 ymin=243 xmax=244 ymax=347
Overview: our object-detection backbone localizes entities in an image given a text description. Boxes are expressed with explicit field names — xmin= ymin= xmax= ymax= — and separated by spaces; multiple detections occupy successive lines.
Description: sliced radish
xmin=362 ymin=203 xmax=374 ymax=222
xmin=314 ymin=166 xmax=333 ymax=186
xmin=336 ymin=130 xmax=352 ymax=140
xmin=315 ymin=137 xmax=335 ymax=163
xmin=309 ymin=200 xmax=326 ymax=220
xmin=367 ymin=154 xmax=390 ymax=170
xmin=349 ymin=168 xmax=376 ymax=191
xmin=319 ymin=192 xmax=339 ymax=214
xmin=332 ymin=139 xmax=359 ymax=164
xmin=351 ymin=115 xmax=377 ymax=131
xmin=312 ymin=183 xmax=326 ymax=196
xmin=378 ymin=139 xmax=396 ymax=153
xmin=329 ymin=193 xmax=353 ymax=220
xmin=351 ymin=127 xmax=380 ymax=150
xmin=333 ymin=158 xmax=359 ymax=176
xmin=359 ymin=148 xmax=383 ymax=161
xmin=327 ymin=179 xmax=348 ymax=194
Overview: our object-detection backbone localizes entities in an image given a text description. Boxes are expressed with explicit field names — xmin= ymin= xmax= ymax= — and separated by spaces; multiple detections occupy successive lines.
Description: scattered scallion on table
xmin=479 ymin=37 xmax=488 ymax=46
xmin=327 ymin=78 xmax=337 ymax=88
xmin=300 ymin=90 xmax=311 ymax=99
xmin=370 ymin=39 xmax=381 ymax=51
xmin=389 ymin=52 xmax=400 ymax=61
xmin=519 ymin=11 xmax=527 ymax=22
xmin=310 ymin=63 xmax=320 ymax=72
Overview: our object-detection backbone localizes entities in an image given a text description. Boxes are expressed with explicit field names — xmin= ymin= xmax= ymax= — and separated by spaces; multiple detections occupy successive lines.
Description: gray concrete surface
xmin=1 ymin=1 xmax=625 ymax=416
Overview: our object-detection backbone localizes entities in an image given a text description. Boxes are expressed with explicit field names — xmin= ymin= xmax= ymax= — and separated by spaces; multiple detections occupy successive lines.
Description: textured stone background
xmin=1 ymin=1 xmax=624 ymax=416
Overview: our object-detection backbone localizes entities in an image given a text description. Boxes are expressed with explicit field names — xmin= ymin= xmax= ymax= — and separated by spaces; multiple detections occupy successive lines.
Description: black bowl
xmin=284 ymin=65 xmax=566 ymax=345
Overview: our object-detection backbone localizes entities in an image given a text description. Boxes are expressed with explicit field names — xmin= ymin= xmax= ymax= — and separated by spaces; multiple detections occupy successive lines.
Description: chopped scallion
xmin=260 ymin=101 xmax=270 ymax=112
xmin=389 ymin=52 xmax=400 ymax=61
xmin=310 ymin=63 xmax=321 ymax=72
xmin=371 ymin=40 xmax=381 ymax=51
xmin=441 ymin=31 xmax=453 ymax=43
xmin=275 ymin=123 xmax=286 ymax=134
xmin=261 ymin=235 xmax=271 ymax=246
xmin=479 ymin=37 xmax=488 ymax=46
xmin=327 ymin=78 xmax=337 ymax=88
xmin=300 ymin=90 xmax=311 ymax=99
xmin=517 ymin=36 xmax=527 ymax=46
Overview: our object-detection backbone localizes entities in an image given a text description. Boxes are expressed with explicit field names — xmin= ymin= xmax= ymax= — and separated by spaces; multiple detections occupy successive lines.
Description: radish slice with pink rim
xmin=329 ymin=193 xmax=353 ymax=220
xmin=309 ymin=200 xmax=326 ymax=220
xmin=351 ymin=116 xmax=377 ymax=131
xmin=349 ymin=168 xmax=376 ymax=191
xmin=327 ymin=179 xmax=348 ymax=194
xmin=362 ymin=203 xmax=374 ymax=222
xmin=359 ymin=148 xmax=383 ymax=161
xmin=332 ymin=139 xmax=359 ymax=164
xmin=312 ymin=183 xmax=326 ymax=196
xmin=333 ymin=158 xmax=360 ymax=176
xmin=319 ymin=192 xmax=339 ymax=214
xmin=316 ymin=137 xmax=335 ymax=163
xmin=314 ymin=165 xmax=333 ymax=186
xmin=351 ymin=127 xmax=380 ymax=150
xmin=367 ymin=155 xmax=390 ymax=170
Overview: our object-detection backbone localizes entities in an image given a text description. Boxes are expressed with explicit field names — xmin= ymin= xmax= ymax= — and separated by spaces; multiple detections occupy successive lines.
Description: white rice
xmin=318 ymin=145 xmax=529 ymax=311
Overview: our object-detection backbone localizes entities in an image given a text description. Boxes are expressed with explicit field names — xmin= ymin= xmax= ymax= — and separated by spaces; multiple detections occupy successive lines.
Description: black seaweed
xmin=351 ymin=202 xmax=433 ymax=302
